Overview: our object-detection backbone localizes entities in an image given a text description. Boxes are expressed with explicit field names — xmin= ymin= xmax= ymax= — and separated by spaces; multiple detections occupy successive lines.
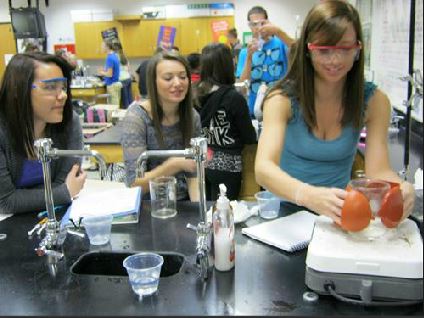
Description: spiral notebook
xmin=242 ymin=210 xmax=317 ymax=252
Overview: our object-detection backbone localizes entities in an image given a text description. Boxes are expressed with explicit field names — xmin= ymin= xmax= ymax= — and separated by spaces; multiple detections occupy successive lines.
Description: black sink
xmin=70 ymin=251 xmax=184 ymax=277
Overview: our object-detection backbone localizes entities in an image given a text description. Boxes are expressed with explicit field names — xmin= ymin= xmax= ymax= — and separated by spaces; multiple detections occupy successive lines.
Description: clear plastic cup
xmin=255 ymin=190 xmax=280 ymax=219
xmin=81 ymin=214 xmax=113 ymax=245
xmin=149 ymin=176 xmax=177 ymax=219
xmin=123 ymin=252 xmax=164 ymax=301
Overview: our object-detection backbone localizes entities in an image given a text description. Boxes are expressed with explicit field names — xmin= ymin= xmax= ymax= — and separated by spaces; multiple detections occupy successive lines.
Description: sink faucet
xmin=136 ymin=137 xmax=212 ymax=280
xmin=33 ymin=138 xmax=107 ymax=259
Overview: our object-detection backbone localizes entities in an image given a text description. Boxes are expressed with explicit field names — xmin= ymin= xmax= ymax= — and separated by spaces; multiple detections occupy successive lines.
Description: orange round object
xmin=340 ymin=189 xmax=372 ymax=232
xmin=379 ymin=184 xmax=403 ymax=228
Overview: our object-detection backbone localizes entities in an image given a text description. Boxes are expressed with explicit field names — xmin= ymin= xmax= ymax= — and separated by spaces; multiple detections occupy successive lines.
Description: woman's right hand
xmin=168 ymin=157 xmax=197 ymax=174
xmin=247 ymin=39 xmax=259 ymax=55
xmin=66 ymin=164 xmax=87 ymax=198
xmin=301 ymin=185 xmax=347 ymax=225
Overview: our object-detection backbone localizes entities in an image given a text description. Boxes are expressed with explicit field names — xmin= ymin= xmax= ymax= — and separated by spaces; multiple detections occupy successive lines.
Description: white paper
xmin=69 ymin=185 xmax=141 ymax=220
xmin=242 ymin=210 xmax=317 ymax=252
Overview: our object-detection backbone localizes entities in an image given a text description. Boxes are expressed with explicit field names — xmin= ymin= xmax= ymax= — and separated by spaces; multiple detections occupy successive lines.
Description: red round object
xmin=340 ymin=189 xmax=372 ymax=232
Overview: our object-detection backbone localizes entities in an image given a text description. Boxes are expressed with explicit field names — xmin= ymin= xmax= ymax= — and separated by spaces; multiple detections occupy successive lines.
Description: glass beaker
xmin=149 ymin=176 xmax=177 ymax=219
xmin=348 ymin=178 xmax=390 ymax=240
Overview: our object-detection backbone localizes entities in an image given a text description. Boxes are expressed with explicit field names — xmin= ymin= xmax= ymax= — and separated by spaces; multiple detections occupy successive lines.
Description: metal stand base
xmin=305 ymin=266 xmax=423 ymax=303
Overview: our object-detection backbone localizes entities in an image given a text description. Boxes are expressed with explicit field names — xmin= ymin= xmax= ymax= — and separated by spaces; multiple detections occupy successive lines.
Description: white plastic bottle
xmin=213 ymin=184 xmax=235 ymax=271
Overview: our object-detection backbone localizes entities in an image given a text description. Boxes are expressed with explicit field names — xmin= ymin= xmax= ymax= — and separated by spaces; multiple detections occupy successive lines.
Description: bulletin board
xmin=357 ymin=0 xmax=423 ymax=122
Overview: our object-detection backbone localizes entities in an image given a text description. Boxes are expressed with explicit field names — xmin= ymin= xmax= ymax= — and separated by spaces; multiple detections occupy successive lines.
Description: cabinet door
xmin=0 ymin=24 xmax=17 ymax=78
xmin=179 ymin=19 xmax=208 ymax=55
xmin=121 ymin=19 xmax=180 ymax=57
xmin=74 ymin=21 xmax=123 ymax=59
xmin=121 ymin=21 xmax=145 ymax=57
xmin=143 ymin=19 xmax=181 ymax=56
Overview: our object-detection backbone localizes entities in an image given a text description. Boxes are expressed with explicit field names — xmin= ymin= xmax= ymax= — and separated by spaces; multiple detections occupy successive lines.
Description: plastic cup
xmin=255 ymin=190 xmax=280 ymax=219
xmin=82 ymin=214 xmax=113 ymax=245
xmin=149 ymin=176 xmax=177 ymax=219
xmin=123 ymin=252 xmax=164 ymax=301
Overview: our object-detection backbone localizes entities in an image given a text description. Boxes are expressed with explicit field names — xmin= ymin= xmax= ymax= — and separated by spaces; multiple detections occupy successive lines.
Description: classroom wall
xmin=0 ymin=0 xmax=318 ymax=53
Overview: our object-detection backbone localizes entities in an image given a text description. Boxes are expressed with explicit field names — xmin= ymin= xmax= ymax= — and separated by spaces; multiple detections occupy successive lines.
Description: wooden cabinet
xmin=179 ymin=18 xmax=208 ymax=54
xmin=121 ymin=19 xmax=181 ymax=57
xmin=71 ymin=86 xmax=107 ymax=103
xmin=0 ymin=23 xmax=17 ymax=79
xmin=73 ymin=16 xmax=234 ymax=59
xmin=74 ymin=21 xmax=123 ymax=59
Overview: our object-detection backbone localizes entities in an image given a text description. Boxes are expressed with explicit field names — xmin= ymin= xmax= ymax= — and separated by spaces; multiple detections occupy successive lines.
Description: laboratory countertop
xmin=0 ymin=201 xmax=422 ymax=316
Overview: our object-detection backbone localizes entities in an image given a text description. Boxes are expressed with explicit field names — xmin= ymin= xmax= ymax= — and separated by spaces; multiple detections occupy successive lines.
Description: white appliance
xmin=305 ymin=216 xmax=423 ymax=305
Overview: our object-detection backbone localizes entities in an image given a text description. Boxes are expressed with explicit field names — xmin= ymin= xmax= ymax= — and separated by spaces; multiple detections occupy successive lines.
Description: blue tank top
xmin=280 ymin=81 xmax=377 ymax=189
xmin=16 ymin=159 xmax=44 ymax=188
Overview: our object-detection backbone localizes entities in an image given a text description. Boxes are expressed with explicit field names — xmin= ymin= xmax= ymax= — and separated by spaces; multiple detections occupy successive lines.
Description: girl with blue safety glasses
xmin=0 ymin=52 xmax=86 ymax=214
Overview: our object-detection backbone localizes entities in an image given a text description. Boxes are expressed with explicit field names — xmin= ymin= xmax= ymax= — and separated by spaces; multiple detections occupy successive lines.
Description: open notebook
xmin=242 ymin=210 xmax=317 ymax=252
xmin=62 ymin=180 xmax=142 ymax=225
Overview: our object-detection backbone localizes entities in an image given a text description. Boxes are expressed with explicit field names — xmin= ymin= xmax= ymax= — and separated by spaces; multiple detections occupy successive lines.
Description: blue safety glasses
xmin=32 ymin=77 xmax=68 ymax=96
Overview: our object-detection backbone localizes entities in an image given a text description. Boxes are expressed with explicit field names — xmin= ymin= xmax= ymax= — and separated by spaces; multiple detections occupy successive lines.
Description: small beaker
xmin=348 ymin=178 xmax=390 ymax=240
xmin=149 ymin=176 xmax=177 ymax=219
xmin=255 ymin=190 xmax=280 ymax=219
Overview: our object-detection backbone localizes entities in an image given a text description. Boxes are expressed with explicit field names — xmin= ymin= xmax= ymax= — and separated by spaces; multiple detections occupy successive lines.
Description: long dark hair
xmin=0 ymin=52 xmax=74 ymax=157
xmin=146 ymin=51 xmax=194 ymax=148
xmin=196 ymin=43 xmax=235 ymax=99
xmin=265 ymin=0 xmax=365 ymax=130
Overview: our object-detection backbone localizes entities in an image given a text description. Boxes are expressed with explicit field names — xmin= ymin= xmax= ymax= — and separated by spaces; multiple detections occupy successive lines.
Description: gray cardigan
xmin=0 ymin=112 xmax=83 ymax=214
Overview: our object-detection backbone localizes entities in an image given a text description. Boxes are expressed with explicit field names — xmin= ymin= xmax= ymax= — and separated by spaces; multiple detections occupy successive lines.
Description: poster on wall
xmin=157 ymin=25 xmax=177 ymax=50
xmin=211 ymin=20 xmax=229 ymax=44
xmin=53 ymin=43 xmax=76 ymax=54
xmin=101 ymin=27 xmax=120 ymax=42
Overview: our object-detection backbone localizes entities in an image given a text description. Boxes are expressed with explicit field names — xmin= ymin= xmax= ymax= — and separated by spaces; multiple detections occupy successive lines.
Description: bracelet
xmin=295 ymin=182 xmax=308 ymax=206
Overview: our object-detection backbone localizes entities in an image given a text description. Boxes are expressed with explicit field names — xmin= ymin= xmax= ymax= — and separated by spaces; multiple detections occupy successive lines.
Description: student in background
xmin=98 ymin=39 xmax=122 ymax=106
xmin=113 ymin=41 xmax=133 ymax=109
xmin=121 ymin=51 xmax=202 ymax=201
xmin=54 ymin=48 xmax=78 ymax=71
xmin=227 ymin=28 xmax=243 ymax=69
xmin=135 ymin=47 xmax=164 ymax=99
xmin=187 ymin=53 xmax=201 ymax=84
xmin=196 ymin=43 xmax=257 ymax=201
xmin=236 ymin=6 xmax=294 ymax=118
xmin=255 ymin=0 xmax=415 ymax=224
xmin=23 ymin=42 xmax=41 ymax=53
xmin=0 ymin=52 xmax=86 ymax=213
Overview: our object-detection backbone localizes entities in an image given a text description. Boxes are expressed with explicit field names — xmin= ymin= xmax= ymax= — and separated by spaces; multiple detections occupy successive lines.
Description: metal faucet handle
xmin=35 ymin=246 xmax=64 ymax=259
xmin=186 ymin=223 xmax=197 ymax=231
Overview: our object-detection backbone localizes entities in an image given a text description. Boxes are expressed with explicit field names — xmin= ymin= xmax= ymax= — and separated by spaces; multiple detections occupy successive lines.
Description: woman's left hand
xmin=400 ymin=181 xmax=415 ymax=220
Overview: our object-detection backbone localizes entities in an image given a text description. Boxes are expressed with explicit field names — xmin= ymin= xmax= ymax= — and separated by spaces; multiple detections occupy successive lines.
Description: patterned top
xmin=280 ymin=81 xmax=377 ymax=190
xmin=198 ymin=86 xmax=257 ymax=172
xmin=121 ymin=102 xmax=202 ymax=200
xmin=236 ymin=36 xmax=289 ymax=116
